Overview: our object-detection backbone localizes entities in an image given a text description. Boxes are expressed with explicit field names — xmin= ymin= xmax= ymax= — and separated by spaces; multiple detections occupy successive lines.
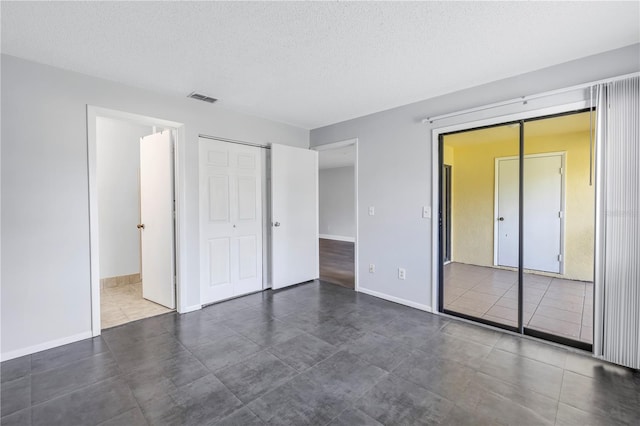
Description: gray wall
xmin=319 ymin=166 xmax=355 ymax=239
xmin=96 ymin=117 xmax=152 ymax=279
xmin=1 ymin=55 xmax=308 ymax=359
xmin=310 ymin=43 xmax=640 ymax=310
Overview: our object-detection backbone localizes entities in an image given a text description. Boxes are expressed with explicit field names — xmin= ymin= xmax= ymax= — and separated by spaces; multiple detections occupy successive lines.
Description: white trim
xmin=87 ymin=107 xmax=100 ymax=336
xmin=311 ymin=138 xmax=359 ymax=291
xmin=313 ymin=138 xmax=358 ymax=151
xmin=180 ymin=304 xmax=203 ymax=314
xmin=422 ymin=72 xmax=639 ymax=124
xmin=431 ymin=132 xmax=440 ymax=313
xmin=199 ymin=133 xmax=269 ymax=149
xmin=319 ymin=234 xmax=355 ymax=243
xmin=87 ymin=106 xmax=192 ymax=339
xmin=430 ymin=100 xmax=589 ymax=314
xmin=1 ymin=331 xmax=93 ymax=362
xmin=358 ymin=287 xmax=432 ymax=312
xmin=173 ymin=125 xmax=189 ymax=315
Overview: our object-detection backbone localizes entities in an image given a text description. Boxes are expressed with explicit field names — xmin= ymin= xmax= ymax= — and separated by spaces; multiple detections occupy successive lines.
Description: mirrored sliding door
xmin=440 ymin=123 xmax=521 ymax=330
xmin=522 ymin=112 xmax=594 ymax=349
xmin=439 ymin=110 xmax=595 ymax=351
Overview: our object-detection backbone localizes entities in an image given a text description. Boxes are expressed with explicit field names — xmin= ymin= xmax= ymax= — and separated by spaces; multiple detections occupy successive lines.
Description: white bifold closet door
xmin=199 ymin=138 xmax=263 ymax=305
xmin=595 ymin=75 xmax=640 ymax=369
xmin=271 ymin=144 xmax=319 ymax=289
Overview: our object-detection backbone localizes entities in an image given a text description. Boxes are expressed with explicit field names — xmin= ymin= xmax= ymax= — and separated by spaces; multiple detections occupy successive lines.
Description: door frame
xmin=430 ymin=100 xmax=588 ymax=314
xmin=87 ymin=106 xmax=186 ymax=337
xmin=493 ymin=152 xmax=566 ymax=273
xmin=442 ymin=164 xmax=452 ymax=263
xmin=312 ymin=138 xmax=359 ymax=291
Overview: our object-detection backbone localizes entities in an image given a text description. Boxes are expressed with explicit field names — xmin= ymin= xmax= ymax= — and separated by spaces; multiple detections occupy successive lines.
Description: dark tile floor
xmin=2 ymin=280 xmax=639 ymax=425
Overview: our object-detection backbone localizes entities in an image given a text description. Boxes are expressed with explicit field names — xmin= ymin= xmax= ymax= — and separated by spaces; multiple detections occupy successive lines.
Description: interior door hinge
xmin=559 ymin=167 xmax=563 ymax=175
xmin=558 ymin=211 xmax=563 ymax=218
xmin=558 ymin=254 xmax=563 ymax=262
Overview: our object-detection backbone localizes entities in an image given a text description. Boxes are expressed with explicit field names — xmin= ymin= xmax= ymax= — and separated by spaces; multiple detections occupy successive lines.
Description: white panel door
xmin=496 ymin=158 xmax=520 ymax=268
xmin=271 ymin=144 xmax=319 ymax=289
xmin=140 ymin=131 xmax=175 ymax=309
xmin=522 ymin=155 xmax=563 ymax=273
xmin=496 ymin=154 xmax=563 ymax=273
xmin=199 ymin=138 xmax=263 ymax=305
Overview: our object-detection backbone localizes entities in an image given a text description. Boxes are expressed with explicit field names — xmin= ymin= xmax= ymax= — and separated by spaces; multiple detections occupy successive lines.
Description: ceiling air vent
xmin=187 ymin=92 xmax=218 ymax=104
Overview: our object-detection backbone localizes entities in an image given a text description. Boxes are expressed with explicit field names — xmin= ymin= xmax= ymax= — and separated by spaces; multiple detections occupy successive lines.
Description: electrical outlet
xmin=369 ymin=264 xmax=375 ymax=273
xmin=368 ymin=206 xmax=375 ymax=216
xmin=398 ymin=268 xmax=406 ymax=280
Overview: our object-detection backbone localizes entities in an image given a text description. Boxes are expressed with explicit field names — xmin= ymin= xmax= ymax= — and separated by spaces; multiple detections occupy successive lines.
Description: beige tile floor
xmin=444 ymin=262 xmax=593 ymax=344
xmin=101 ymin=281 xmax=173 ymax=329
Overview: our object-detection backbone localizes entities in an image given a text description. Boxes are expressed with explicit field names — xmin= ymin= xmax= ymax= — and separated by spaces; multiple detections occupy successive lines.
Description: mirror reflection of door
xmin=495 ymin=154 xmax=563 ymax=274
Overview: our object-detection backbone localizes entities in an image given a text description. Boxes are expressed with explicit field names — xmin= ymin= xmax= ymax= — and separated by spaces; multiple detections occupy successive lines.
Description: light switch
xmin=368 ymin=206 xmax=375 ymax=216
xmin=422 ymin=206 xmax=431 ymax=219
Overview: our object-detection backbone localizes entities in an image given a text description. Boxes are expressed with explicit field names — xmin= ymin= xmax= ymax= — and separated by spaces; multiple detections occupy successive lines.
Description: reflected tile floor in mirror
xmin=444 ymin=262 xmax=593 ymax=343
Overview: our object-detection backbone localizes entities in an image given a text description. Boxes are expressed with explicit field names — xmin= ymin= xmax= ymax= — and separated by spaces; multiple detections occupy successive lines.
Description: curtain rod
xmin=422 ymin=71 xmax=640 ymax=125
xmin=199 ymin=134 xmax=270 ymax=149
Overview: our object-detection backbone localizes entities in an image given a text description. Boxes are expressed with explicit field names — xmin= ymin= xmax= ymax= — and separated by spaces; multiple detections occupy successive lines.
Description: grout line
xmin=528 ymin=276 xmax=552 ymax=328
xmin=27 ymin=375 xmax=123 ymax=413
xmin=578 ymin=285 xmax=588 ymax=342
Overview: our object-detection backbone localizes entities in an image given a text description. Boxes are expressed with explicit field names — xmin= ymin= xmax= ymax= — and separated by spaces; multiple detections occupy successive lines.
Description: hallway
xmin=319 ymin=238 xmax=355 ymax=289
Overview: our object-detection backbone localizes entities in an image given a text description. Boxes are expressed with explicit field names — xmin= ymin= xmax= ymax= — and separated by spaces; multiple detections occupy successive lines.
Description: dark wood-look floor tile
xmin=319 ymin=239 xmax=354 ymax=289
xmin=3 ymin=280 xmax=640 ymax=426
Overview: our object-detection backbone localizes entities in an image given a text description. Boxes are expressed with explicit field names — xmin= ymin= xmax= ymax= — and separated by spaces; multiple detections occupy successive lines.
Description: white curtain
xmin=594 ymin=75 xmax=640 ymax=368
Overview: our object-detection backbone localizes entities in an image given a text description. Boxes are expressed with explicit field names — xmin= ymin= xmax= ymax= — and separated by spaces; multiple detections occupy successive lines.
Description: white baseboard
xmin=1 ymin=331 xmax=94 ymax=362
xmin=319 ymin=234 xmax=355 ymax=243
xmin=357 ymin=287 xmax=433 ymax=313
xmin=178 ymin=304 xmax=202 ymax=314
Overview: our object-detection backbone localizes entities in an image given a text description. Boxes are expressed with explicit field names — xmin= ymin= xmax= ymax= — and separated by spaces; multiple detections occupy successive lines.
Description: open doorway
xmin=439 ymin=110 xmax=595 ymax=349
xmin=313 ymin=140 xmax=358 ymax=289
xmin=96 ymin=118 xmax=175 ymax=328
xmin=88 ymin=108 xmax=185 ymax=334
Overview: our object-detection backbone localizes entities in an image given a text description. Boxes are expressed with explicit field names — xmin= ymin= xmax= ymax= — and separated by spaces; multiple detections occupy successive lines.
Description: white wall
xmin=310 ymin=43 xmax=640 ymax=311
xmin=96 ymin=117 xmax=151 ymax=278
xmin=0 ymin=55 xmax=308 ymax=359
xmin=319 ymin=166 xmax=355 ymax=239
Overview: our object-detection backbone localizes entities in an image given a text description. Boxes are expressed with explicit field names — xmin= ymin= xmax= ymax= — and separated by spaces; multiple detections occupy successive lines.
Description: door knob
xmin=498 ymin=217 xmax=504 ymax=221
xmin=273 ymin=222 xmax=281 ymax=227
xmin=137 ymin=224 xmax=145 ymax=229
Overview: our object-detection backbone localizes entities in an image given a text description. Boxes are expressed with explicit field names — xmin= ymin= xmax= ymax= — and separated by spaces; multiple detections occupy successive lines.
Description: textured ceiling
xmin=2 ymin=2 xmax=638 ymax=129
